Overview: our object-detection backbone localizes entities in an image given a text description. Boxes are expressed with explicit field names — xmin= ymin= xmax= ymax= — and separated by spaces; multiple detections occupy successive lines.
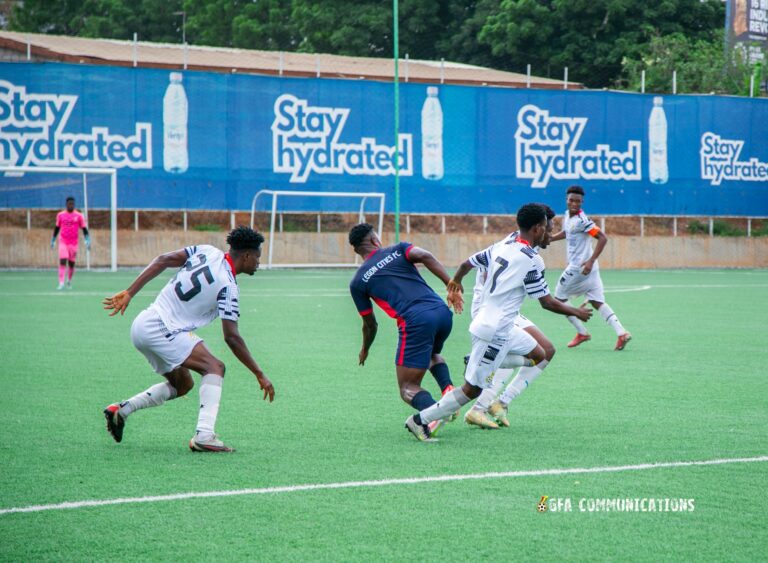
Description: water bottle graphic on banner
xmin=421 ymin=86 xmax=444 ymax=181
xmin=163 ymin=72 xmax=188 ymax=174
xmin=648 ymin=96 xmax=668 ymax=184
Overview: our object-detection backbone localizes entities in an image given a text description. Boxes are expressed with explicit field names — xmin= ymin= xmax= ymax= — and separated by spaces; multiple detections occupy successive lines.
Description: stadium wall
xmin=0 ymin=62 xmax=767 ymax=217
xmin=2 ymin=228 xmax=767 ymax=269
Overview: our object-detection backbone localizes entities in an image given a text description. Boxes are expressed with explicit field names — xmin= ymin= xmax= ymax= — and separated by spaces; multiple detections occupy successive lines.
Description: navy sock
xmin=410 ymin=390 xmax=436 ymax=412
xmin=429 ymin=362 xmax=453 ymax=391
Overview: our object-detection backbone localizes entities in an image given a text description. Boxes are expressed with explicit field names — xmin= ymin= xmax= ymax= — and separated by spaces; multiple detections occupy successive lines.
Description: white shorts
xmin=514 ymin=313 xmax=534 ymax=330
xmin=554 ymin=266 xmax=605 ymax=303
xmin=464 ymin=326 xmax=537 ymax=389
xmin=130 ymin=308 xmax=202 ymax=375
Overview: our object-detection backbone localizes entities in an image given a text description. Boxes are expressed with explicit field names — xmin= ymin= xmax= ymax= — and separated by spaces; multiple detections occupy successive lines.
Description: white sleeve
xmin=468 ymin=245 xmax=493 ymax=270
xmin=217 ymin=282 xmax=240 ymax=321
xmin=524 ymin=259 xmax=549 ymax=299
xmin=579 ymin=214 xmax=596 ymax=233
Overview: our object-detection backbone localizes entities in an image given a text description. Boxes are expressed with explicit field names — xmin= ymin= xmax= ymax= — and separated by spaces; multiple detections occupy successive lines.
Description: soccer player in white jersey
xmin=405 ymin=204 xmax=591 ymax=441
xmin=550 ymin=185 xmax=632 ymax=351
xmin=102 ymin=226 xmax=275 ymax=453
xmin=447 ymin=204 xmax=559 ymax=429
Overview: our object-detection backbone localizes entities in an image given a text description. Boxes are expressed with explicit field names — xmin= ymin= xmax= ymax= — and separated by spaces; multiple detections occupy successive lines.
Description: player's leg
xmin=587 ymin=274 xmax=631 ymax=350
xmin=492 ymin=326 xmax=555 ymax=425
xmin=394 ymin=314 xmax=442 ymax=439
xmin=57 ymin=251 xmax=67 ymax=290
xmin=468 ymin=327 xmax=541 ymax=427
xmin=399 ymin=365 xmax=444 ymax=441
xmin=393 ymin=314 xmax=436 ymax=408
xmin=427 ymin=307 xmax=459 ymax=424
xmin=66 ymin=260 xmax=75 ymax=288
xmin=103 ymin=310 xmax=190 ymax=443
xmin=556 ymin=270 xmax=591 ymax=346
xmin=181 ymin=342 xmax=235 ymax=452
xmin=410 ymin=334 xmax=503 ymax=436
xmin=473 ymin=315 xmax=541 ymax=424
xmin=64 ymin=244 xmax=77 ymax=288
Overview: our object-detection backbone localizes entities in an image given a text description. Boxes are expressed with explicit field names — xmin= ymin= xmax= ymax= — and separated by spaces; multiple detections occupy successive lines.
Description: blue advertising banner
xmin=0 ymin=62 xmax=767 ymax=215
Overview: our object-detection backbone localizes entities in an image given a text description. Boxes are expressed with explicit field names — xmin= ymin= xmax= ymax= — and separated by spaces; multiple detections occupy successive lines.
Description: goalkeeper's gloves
xmin=84 ymin=235 xmax=91 ymax=250
xmin=50 ymin=236 xmax=56 ymax=249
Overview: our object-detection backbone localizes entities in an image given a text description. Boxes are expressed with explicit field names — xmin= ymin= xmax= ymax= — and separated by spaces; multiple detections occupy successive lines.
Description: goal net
xmin=249 ymin=190 xmax=385 ymax=268
xmin=0 ymin=166 xmax=118 ymax=271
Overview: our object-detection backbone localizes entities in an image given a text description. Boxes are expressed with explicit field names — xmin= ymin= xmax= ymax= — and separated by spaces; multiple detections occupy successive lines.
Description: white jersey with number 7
xmin=469 ymin=238 xmax=549 ymax=341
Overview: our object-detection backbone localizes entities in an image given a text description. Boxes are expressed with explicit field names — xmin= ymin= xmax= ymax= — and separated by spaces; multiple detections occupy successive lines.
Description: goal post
xmin=250 ymin=190 xmax=385 ymax=269
xmin=0 ymin=166 xmax=118 ymax=271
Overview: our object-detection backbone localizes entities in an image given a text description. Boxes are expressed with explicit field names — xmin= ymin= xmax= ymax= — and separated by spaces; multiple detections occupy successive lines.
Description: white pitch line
xmin=605 ymin=285 xmax=652 ymax=293
xmin=1 ymin=455 xmax=766 ymax=517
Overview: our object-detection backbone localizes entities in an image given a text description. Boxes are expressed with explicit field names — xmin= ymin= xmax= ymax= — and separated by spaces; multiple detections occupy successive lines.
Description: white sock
xmin=599 ymin=304 xmax=626 ymax=336
xmin=196 ymin=374 xmax=223 ymax=440
xmin=499 ymin=354 xmax=535 ymax=369
xmin=567 ymin=315 xmax=588 ymax=335
xmin=472 ymin=368 xmax=515 ymax=411
xmin=119 ymin=382 xmax=177 ymax=417
xmin=419 ymin=387 xmax=471 ymax=424
xmin=500 ymin=360 xmax=549 ymax=406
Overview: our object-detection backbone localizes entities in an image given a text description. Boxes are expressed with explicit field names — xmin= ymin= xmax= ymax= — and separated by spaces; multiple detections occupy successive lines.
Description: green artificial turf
xmin=1 ymin=268 xmax=766 ymax=560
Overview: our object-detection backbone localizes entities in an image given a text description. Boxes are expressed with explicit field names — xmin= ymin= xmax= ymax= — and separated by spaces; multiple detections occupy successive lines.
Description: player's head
xmin=348 ymin=223 xmax=381 ymax=256
xmin=226 ymin=226 xmax=265 ymax=276
xmin=65 ymin=197 xmax=75 ymax=212
xmin=566 ymin=185 xmax=584 ymax=215
xmin=516 ymin=203 xmax=548 ymax=247
xmin=533 ymin=203 xmax=556 ymax=249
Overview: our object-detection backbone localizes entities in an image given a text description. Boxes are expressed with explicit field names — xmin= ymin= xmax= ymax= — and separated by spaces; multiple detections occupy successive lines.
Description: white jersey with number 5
xmin=469 ymin=237 xmax=549 ymax=341
xmin=149 ymin=245 xmax=240 ymax=333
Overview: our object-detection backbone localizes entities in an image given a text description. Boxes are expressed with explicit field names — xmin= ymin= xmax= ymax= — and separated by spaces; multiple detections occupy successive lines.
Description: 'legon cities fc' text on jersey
xmin=563 ymin=210 xmax=601 ymax=269
xmin=349 ymin=242 xmax=446 ymax=322
xmin=149 ymin=245 xmax=240 ymax=333
xmin=469 ymin=236 xmax=549 ymax=341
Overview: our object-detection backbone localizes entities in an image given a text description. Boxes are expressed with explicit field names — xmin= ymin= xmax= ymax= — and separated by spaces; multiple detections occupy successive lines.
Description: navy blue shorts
xmin=395 ymin=305 xmax=453 ymax=369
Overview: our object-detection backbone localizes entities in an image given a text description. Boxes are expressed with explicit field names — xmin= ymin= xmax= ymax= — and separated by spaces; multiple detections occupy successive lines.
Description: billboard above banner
xmin=726 ymin=0 xmax=768 ymax=64
xmin=0 ymin=62 xmax=766 ymax=216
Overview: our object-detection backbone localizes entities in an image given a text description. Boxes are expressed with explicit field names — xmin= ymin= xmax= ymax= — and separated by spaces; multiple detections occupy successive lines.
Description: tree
xmin=8 ymin=0 xmax=734 ymax=91
xmin=478 ymin=0 xmax=725 ymax=87
xmin=621 ymin=31 xmax=764 ymax=96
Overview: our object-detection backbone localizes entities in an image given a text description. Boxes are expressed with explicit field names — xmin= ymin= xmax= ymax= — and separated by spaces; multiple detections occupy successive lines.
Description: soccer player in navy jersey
xmin=348 ymin=223 xmax=461 ymax=439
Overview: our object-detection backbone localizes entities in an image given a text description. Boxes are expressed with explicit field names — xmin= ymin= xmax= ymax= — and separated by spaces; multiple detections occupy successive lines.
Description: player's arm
xmin=549 ymin=230 xmax=566 ymax=242
xmin=582 ymin=230 xmax=607 ymax=275
xmin=102 ymin=248 xmax=189 ymax=316
xmin=446 ymin=258 xmax=474 ymax=314
xmin=82 ymin=226 xmax=91 ymax=249
xmin=222 ymin=319 xmax=274 ymax=401
xmin=406 ymin=246 xmax=452 ymax=286
xmin=51 ymin=226 xmax=60 ymax=248
xmin=447 ymin=259 xmax=473 ymax=294
xmin=408 ymin=246 xmax=464 ymax=312
xmin=359 ymin=311 xmax=378 ymax=366
xmin=538 ymin=294 xmax=592 ymax=321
